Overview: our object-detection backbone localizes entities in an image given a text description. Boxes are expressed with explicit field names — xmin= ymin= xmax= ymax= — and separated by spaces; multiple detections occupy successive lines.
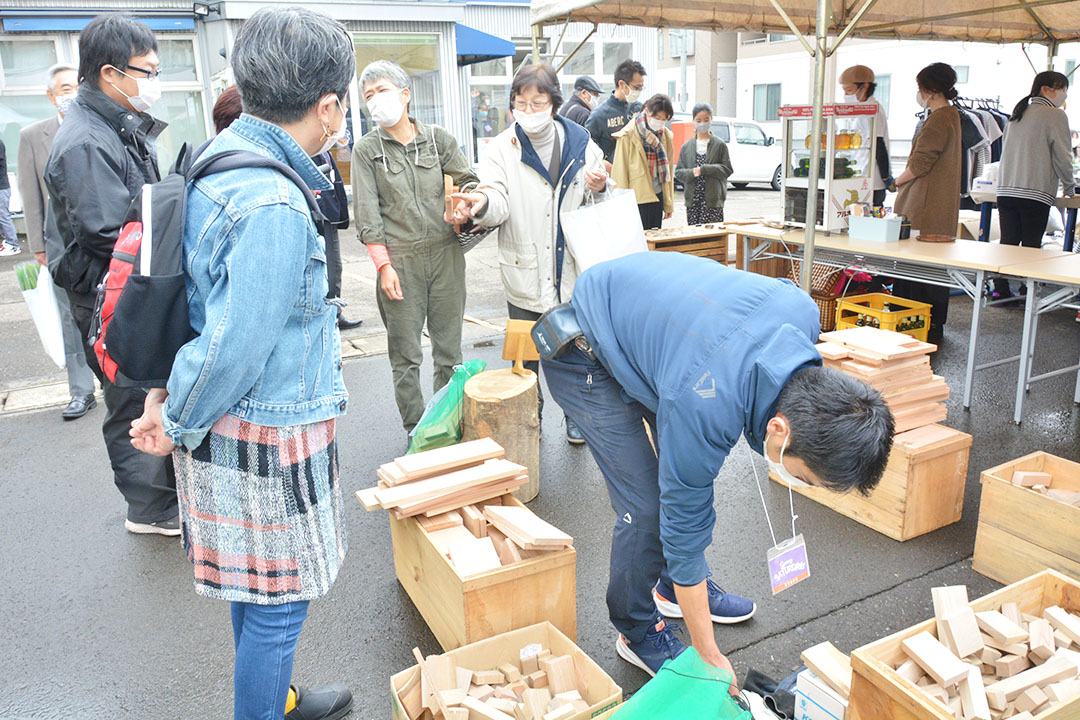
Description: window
xmin=955 ymin=65 xmax=969 ymax=84
xmin=1067 ymin=60 xmax=1077 ymax=78
xmin=0 ymin=38 xmax=59 ymax=89
xmin=875 ymin=74 xmax=891 ymax=116
xmin=559 ymin=40 xmax=595 ymax=76
xmin=0 ymin=38 xmax=62 ymax=181
xmin=735 ymin=122 xmax=767 ymax=146
xmin=472 ymin=57 xmax=508 ymax=77
xmin=753 ymin=83 xmax=781 ymax=122
xmin=669 ymin=30 xmax=694 ymax=57
xmin=768 ymin=34 xmax=796 ymax=42
xmin=602 ymin=42 xmax=632 ymax=75
xmin=150 ymin=37 xmax=207 ymax=168
xmin=711 ymin=122 xmax=731 ymax=143
xmin=658 ymin=31 xmax=664 ymax=60
xmin=355 ymin=33 xmax=444 ymax=129
xmin=668 ymin=80 xmax=676 ymax=99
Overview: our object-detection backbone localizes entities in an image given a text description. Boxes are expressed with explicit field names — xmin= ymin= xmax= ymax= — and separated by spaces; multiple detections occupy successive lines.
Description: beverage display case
xmin=779 ymin=104 xmax=877 ymax=232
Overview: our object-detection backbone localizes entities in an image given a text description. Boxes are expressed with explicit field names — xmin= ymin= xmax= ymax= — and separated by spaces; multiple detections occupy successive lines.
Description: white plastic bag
xmin=562 ymin=188 xmax=648 ymax=271
xmin=21 ymin=266 xmax=66 ymax=368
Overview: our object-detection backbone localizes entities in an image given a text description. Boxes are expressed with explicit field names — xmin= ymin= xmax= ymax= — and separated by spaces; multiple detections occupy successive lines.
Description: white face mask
xmin=587 ymin=92 xmax=600 ymax=110
xmin=1051 ymin=89 xmax=1068 ymax=108
xmin=694 ymin=121 xmax=711 ymax=135
xmin=766 ymin=429 xmax=811 ymax=489
xmin=647 ymin=115 xmax=667 ymax=133
xmin=843 ymin=93 xmax=859 ymax=103
xmin=368 ymin=89 xmax=406 ymax=128
xmin=55 ymin=94 xmax=77 ymax=117
xmin=915 ymin=91 xmax=929 ymax=109
xmin=108 ymin=66 xmax=162 ymax=113
xmin=513 ymin=108 xmax=553 ymax=134
xmin=318 ymin=97 xmax=349 ymax=155
xmin=624 ymin=85 xmax=642 ymax=104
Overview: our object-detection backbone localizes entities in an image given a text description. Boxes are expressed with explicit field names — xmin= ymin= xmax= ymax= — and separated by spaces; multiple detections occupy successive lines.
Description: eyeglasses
xmin=126 ymin=64 xmax=162 ymax=80
xmin=513 ymin=98 xmax=552 ymax=112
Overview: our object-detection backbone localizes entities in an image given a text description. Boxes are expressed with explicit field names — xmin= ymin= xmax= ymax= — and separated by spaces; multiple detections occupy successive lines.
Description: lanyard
xmin=745 ymin=443 xmax=810 ymax=595
xmin=745 ymin=443 xmax=799 ymax=545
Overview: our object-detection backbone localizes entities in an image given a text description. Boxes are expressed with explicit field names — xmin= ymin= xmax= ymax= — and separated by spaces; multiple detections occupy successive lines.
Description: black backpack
xmin=91 ymin=144 xmax=326 ymax=388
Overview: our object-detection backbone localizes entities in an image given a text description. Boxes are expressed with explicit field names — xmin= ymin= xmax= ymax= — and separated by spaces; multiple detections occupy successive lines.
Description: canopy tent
xmin=455 ymin=24 xmax=517 ymax=66
xmin=531 ymin=0 xmax=1080 ymax=289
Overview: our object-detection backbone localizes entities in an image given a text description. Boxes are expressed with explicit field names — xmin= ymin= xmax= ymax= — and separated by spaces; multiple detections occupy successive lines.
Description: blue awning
xmin=1 ymin=11 xmax=194 ymax=33
xmin=455 ymin=24 xmax=515 ymax=67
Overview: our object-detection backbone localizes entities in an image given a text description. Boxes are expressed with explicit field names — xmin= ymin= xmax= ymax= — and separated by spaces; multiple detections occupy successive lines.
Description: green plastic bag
xmin=407 ymin=360 xmax=487 ymax=454
xmin=613 ymin=647 xmax=752 ymax=720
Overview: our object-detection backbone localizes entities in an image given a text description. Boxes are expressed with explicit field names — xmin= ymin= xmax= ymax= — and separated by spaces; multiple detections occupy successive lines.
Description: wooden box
xmin=389 ymin=494 xmax=577 ymax=651
xmin=973 ymin=452 xmax=1080 ymax=585
xmin=390 ymin=621 xmax=621 ymax=720
xmin=772 ymin=424 xmax=972 ymax=542
xmin=645 ymin=226 xmax=729 ymax=264
xmin=849 ymin=569 xmax=1080 ymax=720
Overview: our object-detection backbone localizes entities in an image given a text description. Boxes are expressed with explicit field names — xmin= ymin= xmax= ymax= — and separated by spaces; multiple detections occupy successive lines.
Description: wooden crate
xmin=734 ymin=233 xmax=788 ymax=278
xmin=389 ymin=493 xmax=577 ymax=651
xmin=645 ymin=226 xmax=729 ymax=264
xmin=973 ymin=452 xmax=1080 ymax=585
xmin=390 ymin=621 xmax=621 ymax=720
xmin=849 ymin=569 xmax=1080 ymax=720
xmin=772 ymin=424 xmax=972 ymax=541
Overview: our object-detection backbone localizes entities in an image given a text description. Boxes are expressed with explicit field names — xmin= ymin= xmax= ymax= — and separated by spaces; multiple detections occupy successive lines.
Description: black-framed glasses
xmin=126 ymin=64 xmax=162 ymax=80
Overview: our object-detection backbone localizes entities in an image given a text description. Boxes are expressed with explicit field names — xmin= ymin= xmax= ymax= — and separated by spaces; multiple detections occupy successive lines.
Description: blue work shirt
xmin=571 ymin=252 xmax=822 ymax=586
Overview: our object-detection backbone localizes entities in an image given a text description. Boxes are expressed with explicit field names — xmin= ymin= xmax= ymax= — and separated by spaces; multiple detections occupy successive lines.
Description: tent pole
xmin=802 ymin=0 xmax=829 ymax=292
xmin=532 ymin=24 xmax=541 ymax=64
xmin=1048 ymin=39 xmax=1059 ymax=70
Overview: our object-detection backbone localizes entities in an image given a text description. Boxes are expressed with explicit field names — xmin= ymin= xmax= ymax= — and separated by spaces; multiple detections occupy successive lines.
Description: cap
xmin=574 ymin=76 xmax=602 ymax=94
xmin=840 ymin=65 xmax=875 ymax=85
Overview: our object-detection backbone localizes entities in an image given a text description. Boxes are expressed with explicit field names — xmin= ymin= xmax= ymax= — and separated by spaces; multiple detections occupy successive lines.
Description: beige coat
xmin=895 ymin=105 xmax=962 ymax=237
xmin=16 ymin=115 xmax=60 ymax=254
xmin=611 ymin=122 xmax=675 ymax=214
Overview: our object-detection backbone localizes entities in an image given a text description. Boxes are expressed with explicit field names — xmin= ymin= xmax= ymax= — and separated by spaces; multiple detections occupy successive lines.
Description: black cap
xmin=574 ymin=76 xmax=602 ymax=94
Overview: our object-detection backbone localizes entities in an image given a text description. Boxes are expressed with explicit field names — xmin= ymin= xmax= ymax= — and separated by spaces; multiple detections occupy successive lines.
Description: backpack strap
xmin=187 ymin=149 xmax=327 ymax=226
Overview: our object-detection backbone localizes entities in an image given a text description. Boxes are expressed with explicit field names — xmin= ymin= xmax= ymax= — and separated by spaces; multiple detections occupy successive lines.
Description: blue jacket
xmin=571 ymin=253 xmax=822 ymax=586
xmin=162 ymin=114 xmax=348 ymax=450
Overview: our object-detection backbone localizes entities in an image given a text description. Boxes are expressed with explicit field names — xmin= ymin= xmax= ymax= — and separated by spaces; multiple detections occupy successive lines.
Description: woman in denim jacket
xmin=131 ymin=9 xmax=353 ymax=720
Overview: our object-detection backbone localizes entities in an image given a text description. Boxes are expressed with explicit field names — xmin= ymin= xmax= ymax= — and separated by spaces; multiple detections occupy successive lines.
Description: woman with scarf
xmin=611 ymin=94 xmax=676 ymax=230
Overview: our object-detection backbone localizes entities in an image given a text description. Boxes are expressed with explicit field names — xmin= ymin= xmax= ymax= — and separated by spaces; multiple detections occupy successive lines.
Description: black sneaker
xmin=615 ymin=618 xmax=686 ymax=677
xmin=566 ymin=418 xmax=585 ymax=445
xmin=285 ymin=684 xmax=353 ymax=720
xmin=124 ymin=516 xmax=181 ymax=537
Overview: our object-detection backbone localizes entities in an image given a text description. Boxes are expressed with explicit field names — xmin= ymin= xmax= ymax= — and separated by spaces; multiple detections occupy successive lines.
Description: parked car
xmin=670 ymin=115 xmax=783 ymax=191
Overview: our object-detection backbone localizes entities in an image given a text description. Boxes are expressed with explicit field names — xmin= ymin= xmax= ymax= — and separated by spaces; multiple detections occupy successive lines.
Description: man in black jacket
xmin=44 ymin=13 xmax=179 ymax=535
xmin=560 ymin=75 xmax=601 ymax=128
xmin=585 ymin=59 xmax=646 ymax=170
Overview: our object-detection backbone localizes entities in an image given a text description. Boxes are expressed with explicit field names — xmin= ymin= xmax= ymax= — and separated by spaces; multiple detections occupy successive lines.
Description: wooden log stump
xmin=463 ymin=368 xmax=540 ymax=503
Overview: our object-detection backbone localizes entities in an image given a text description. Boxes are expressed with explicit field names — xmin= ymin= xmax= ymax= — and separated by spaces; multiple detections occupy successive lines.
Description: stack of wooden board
xmin=356 ymin=438 xmax=529 ymax=519
xmin=876 ymin=585 xmax=1080 ymax=719
xmin=1008 ymin=470 xmax=1080 ymax=507
xmin=816 ymin=326 xmax=947 ymax=433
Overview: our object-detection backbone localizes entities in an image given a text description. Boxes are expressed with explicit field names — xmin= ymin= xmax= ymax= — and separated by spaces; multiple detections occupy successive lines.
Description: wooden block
xmin=1045 ymin=678 xmax=1080 ymax=703
xmin=1014 ymin=685 xmax=1048 ymax=714
xmin=920 ymin=683 xmax=949 ymax=705
xmin=416 ymin=510 xmax=464 ymax=533
xmin=1048 ymin=489 xmax=1080 ymax=504
xmin=984 ymin=656 xmax=1078 ymax=702
xmin=986 ymin=686 xmax=1007 ymax=710
xmin=483 ymin=506 xmax=574 ymax=549
xmin=461 ymin=504 xmax=488 ymax=538
xmin=394 ymin=437 xmax=505 ymax=480
xmin=1046 ymin=606 xmax=1080 ymax=645
xmin=553 ymin=690 xmax=582 ymax=703
xmin=933 ymin=586 xmax=971 ymax=654
xmin=980 ymin=647 xmax=1002 ymax=665
xmin=1028 ymin=618 xmax=1056 ymax=661
xmin=472 ymin=669 xmax=506 ymax=686
xmin=520 ymin=645 xmax=542 ymax=674
xmin=456 ymin=666 xmax=474 ymax=692
xmin=1000 ymin=602 xmax=1024 ymax=627
xmin=508 ymin=681 xmax=528 ymax=698
xmin=941 ymin=609 xmax=985 ymax=659
xmin=445 ymin=708 xmax=470 ymax=720
xmin=800 ymin=641 xmax=853 ymax=698
xmin=902 ymin=631 xmax=971 ymax=687
xmin=895 ymin=658 xmax=924 ymax=684
xmin=520 ymin=688 xmax=551 ymax=720
xmin=541 ymin=705 xmax=575 ymax=720
xmin=526 ymin=671 xmax=548 ymax=689
xmin=996 ymin=654 xmax=1031 ymax=678
xmin=493 ymin=685 xmax=518 ymax=700
xmin=570 ymin=651 xmax=590 ymax=698
xmin=413 ymin=648 xmax=454 ymax=717
xmin=982 ymin=634 xmax=1028 ymax=656
xmin=440 ymin=689 xmax=468 ymax=706
xmin=487 ymin=697 xmax=519 ymax=714
xmin=460 ymin=695 xmax=515 ymax=720
xmin=1008 ymin=713 xmax=1033 ymax=720
xmin=447 ymin=536 xmax=502 ymax=577
xmin=538 ymin=655 xmax=577 ymax=695
xmin=959 ymin=665 xmax=991 ymax=720
xmin=975 ymin=611 xmax=1028 ymax=645
xmin=948 ymin=694 xmax=962 ymax=716
xmin=1010 ymin=470 xmax=1052 ymax=488
xmin=487 ymin=527 xmax=516 ymax=566
xmin=1056 ymin=628 xmax=1075 ymax=649
xmin=498 ymin=663 xmax=522 ymax=683
xmin=469 ymin=684 xmax=496 ymax=702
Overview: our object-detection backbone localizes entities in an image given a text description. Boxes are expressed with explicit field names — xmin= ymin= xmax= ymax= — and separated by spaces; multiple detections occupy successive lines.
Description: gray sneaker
xmin=124 ymin=516 xmax=181 ymax=536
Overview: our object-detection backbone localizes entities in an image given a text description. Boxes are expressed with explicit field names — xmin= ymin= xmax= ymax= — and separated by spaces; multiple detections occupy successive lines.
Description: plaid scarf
xmin=635 ymin=111 xmax=670 ymax=184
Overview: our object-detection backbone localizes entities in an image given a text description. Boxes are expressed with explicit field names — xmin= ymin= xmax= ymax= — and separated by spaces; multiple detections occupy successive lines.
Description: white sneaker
xmin=125 ymin=516 xmax=182 ymax=536
xmin=0 ymin=242 xmax=22 ymax=257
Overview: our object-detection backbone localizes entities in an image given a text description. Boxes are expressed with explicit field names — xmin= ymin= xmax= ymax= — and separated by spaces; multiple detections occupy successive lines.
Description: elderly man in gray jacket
xmin=17 ymin=63 xmax=97 ymax=420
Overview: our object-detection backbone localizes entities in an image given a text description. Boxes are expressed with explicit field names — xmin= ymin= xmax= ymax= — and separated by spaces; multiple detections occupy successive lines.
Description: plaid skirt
xmin=173 ymin=415 xmax=347 ymax=604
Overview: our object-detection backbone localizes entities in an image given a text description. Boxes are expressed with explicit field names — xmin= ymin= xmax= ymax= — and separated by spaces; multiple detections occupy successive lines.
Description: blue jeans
xmin=0 ymin=188 xmax=17 ymax=247
xmin=542 ymin=348 xmax=702 ymax=643
xmin=231 ymin=600 xmax=309 ymax=720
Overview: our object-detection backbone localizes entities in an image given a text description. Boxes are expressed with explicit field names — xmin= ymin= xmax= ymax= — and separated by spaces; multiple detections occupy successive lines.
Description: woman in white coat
xmin=453 ymin=62 xmax=609 ymax=444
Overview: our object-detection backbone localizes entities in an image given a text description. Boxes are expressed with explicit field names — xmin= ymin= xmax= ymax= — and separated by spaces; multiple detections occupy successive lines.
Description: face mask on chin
xmin=766 ymin=427 xmax=811 ymax=489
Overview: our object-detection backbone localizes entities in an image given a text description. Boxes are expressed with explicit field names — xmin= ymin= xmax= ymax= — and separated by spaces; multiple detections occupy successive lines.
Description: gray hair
xmin=232 ymin=7 xmax=355 ymax=124
xmin=691 ymin=102 xmax=713 ymax=119
xmin=359 ymin=60 xmax=410 ymax=93
xmin=46 ymin=63 xmax=77 ymax=90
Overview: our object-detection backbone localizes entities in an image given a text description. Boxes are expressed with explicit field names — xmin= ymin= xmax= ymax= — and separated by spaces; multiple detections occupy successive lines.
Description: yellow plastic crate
xmin=835 ymin=293 xmax=932 ymax=341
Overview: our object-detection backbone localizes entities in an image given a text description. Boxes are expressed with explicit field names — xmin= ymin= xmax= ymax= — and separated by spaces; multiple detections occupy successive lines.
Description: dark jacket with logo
xmin=44 ymin=82 xmax=166 ymax=300
xmin=559 ymin=94 xmax=592 ymax=128
xmin=585 ymin=93 xmax=642 ymax=163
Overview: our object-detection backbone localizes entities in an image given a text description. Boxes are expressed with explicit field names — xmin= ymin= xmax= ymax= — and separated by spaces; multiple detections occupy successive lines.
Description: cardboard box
xmin=848 ymin=569 xmax=1080 ymax=720
xmin=973 ymin=451 xmax=1080 ymax=585
xmin=389 ymin=493 xmax=577 ymax=651
xmin=773 ymin=424 xmax=971 ymax=541
xmin=796 ymin=670 xmax=848 ymax=720
xmin=390 ymin=622 xmax=621 ymax=720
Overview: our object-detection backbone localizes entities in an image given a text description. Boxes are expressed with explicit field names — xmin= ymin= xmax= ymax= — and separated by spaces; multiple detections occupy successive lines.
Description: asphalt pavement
xmin=3 ymin=186 xmax=1080 ymax=719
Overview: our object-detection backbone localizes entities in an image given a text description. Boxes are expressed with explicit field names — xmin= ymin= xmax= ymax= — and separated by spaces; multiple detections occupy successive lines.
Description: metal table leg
xmin=963 ymin=268 xmax=985 ymax=409
xmin=1013 ymin=278 xmax=1038 ymax=424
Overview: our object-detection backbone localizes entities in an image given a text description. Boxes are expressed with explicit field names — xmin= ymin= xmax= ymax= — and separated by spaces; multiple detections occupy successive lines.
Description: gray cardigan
xmin=674 ymin=135 xmax=733 ymax=209
xmin=998 ymin=97 xmax=1075 ymax=205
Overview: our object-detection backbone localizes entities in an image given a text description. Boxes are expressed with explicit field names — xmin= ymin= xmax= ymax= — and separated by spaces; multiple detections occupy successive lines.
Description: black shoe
xmin=285 ymin=684 xmax=353 ymax=720
xmin=337 ymin=315 xmax=363 ymax=331
xmin=62 ymin=394 xmax=97 ymax=420
xmin=566 ymin=418 xmax=585 ymax=445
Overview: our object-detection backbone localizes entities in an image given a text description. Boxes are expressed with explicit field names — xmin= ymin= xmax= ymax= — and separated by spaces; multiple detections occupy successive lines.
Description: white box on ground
xmin=795 ymin=669 xmax=848 ymax=720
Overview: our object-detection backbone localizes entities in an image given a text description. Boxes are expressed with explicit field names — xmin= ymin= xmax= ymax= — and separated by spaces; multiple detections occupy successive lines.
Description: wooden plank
xmin=940 ymin=609 xmax=985 ymax=659
xmin=439 ymin=688 xmax=467 ymax=706
xmin=800 ymin=641 xmax=853 ymax=699
xmin=1011 ymin=470 xmax=1052 ymax=488
xmin=425 ymin=526 xmax=480 ymax=557
xmin=416 ymin=510 xmax=464 ymax=533
xmin=984 ymin=657 xmax=1078 ymax=702
xmin=483 ymin=506 xmax=574 ymax=548
xmin=1046 ymin=606 xmax=1080 ymax=645
xmin=932 ymin=586 xmax=970 ymax=654
xmin=841 ymin=354 xmax=931 ymax=381
xmin=816 ymin=341 xmax=850 ymax=360
xmin=901 ymin=631 xmax=971 ymax=687
xmin=409 ymin=476 xmax=528 ymax=518
xmin=520 ymin=688 xmax=552 ymax=720
xmin=398 ymin=668 xmax=423 ymax=720
xmin=376 ymin=459 xmax=525 ymax=509
xmin=356 ymin=487 xmax=381 ymax=511
xmin=447 ymin=536 xmax=502 ymax=577
xmin=377 ymin=462 xmax=409 ymax=486
xmin=394 ymin=437 xmax=506 ymax=479
xmin=413 ymin=648 xmax=453 ymax=717
xmin=460 ymin=695 xmax=515 ymax=720
xmin=892 ymin=403 xmax=949 ymax=434
xmin=461 ymin=504 xmax=488 ymax=538
xmin=959 ymin=665 xmax=991 ymax=720
xmin=975 ymin=611 xmax=1028 ymax=645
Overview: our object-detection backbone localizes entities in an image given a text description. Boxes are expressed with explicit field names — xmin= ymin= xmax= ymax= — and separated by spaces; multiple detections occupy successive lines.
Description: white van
xmin=672 ymin=115 xmax=783 ymax=190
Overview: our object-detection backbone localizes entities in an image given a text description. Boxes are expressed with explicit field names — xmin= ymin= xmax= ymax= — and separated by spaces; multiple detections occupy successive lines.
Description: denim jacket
xmin=162 ymin=114 xmax=348 ymax=451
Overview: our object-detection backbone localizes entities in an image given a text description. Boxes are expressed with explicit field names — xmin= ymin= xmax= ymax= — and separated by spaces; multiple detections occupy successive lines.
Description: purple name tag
xmin=767 ymin=534 xmax=810 ymax=595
